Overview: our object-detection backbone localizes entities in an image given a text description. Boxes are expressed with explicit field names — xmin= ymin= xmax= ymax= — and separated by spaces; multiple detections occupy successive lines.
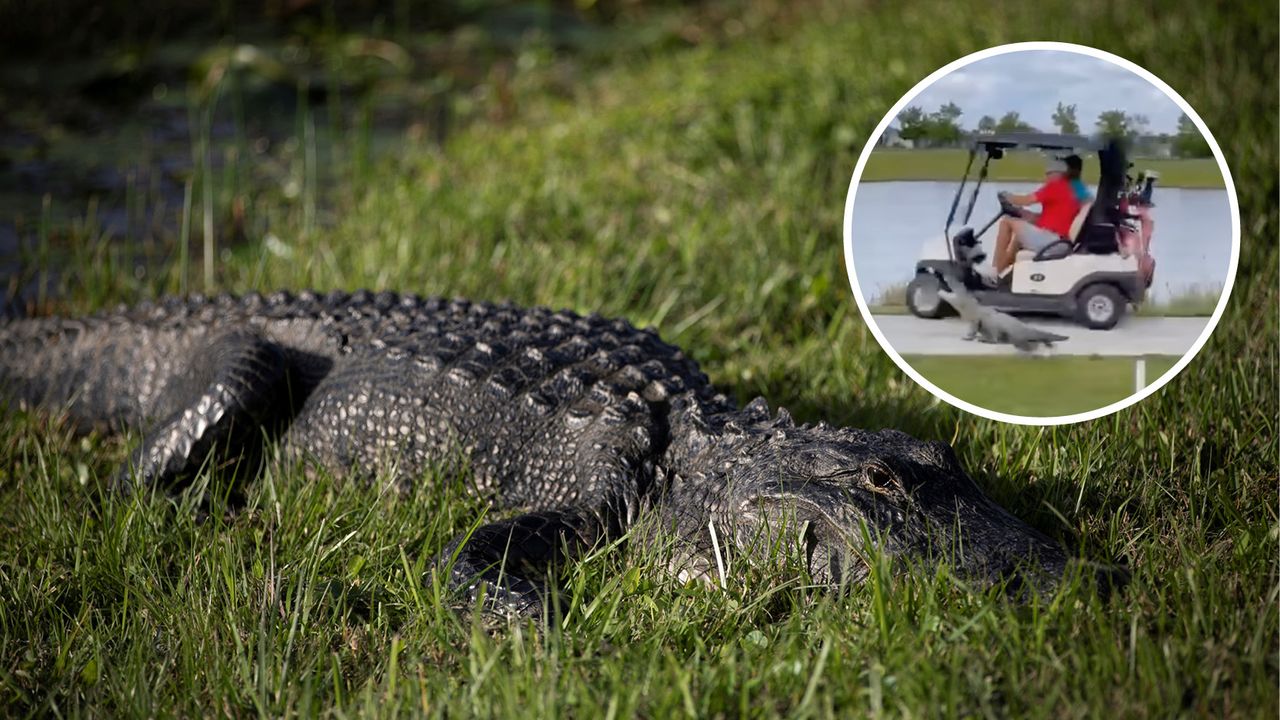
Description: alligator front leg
xmin=435 ymin=507 xmax=609 ymax=619
xmin=975 ymin=321 xmax=1002 ymax=344
xmin=116 ymin=329 xmax=291 ymax=492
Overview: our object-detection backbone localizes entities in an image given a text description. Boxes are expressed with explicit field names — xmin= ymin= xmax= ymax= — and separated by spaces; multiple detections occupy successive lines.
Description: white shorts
xmin=1015 ymin=221 xmax=1063 ymax=251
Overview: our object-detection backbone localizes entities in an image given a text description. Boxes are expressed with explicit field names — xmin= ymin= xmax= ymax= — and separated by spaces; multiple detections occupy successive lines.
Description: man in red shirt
xmin=988 ymin=156 xmax=1084 ymax=277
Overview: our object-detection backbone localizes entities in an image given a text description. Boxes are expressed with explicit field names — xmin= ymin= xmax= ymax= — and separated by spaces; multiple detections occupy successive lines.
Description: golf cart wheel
xmin=906 ymin=273 xmax=952 ymax=319
xmin=1075 ymin=283 xmax=1125 ymax=330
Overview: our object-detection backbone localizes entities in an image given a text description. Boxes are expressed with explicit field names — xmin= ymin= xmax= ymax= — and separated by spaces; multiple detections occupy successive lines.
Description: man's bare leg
xmin=994 ymin=217 xmax=1020 ymax=274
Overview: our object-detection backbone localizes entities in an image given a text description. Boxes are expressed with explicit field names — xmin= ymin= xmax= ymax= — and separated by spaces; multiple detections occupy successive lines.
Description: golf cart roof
xmin=971 ymin=133 xmax=1102 ymax=152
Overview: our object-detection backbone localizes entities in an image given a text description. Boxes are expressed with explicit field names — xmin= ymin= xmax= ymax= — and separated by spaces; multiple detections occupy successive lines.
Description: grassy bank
xmin=1137 ymin=284 xmax=1225 ymax=316
xmin=1 ymin=0 xmax=1276 ymax=717
xmin=862 ymin=148 xmax=1226 ymax=188
xmin=904 ymin=354 xmax=1182 ymax=416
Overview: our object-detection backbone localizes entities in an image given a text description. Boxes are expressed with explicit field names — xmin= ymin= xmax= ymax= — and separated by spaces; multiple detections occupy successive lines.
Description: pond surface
xmin=0 ymin=5 xmax=625 ymax=314
xmin=848 ymin=181 xmax=1234 ymax=304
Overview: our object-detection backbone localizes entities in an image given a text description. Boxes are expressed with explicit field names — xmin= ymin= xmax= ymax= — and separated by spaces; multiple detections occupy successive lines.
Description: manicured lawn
xmin=1 ymin=0 xmax=1275 ymax=717
xmin=904 ymin=354 xmax=1182 ymax=417
xmin=862 ymin=149 xmax=1226 ymax=188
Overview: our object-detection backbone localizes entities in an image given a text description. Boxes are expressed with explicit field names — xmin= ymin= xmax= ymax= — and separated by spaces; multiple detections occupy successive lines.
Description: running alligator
xmin=939 ymin=283 xmax=1070 ymax=352
xmin=0 ymin=290 xmax=1104 ymax=616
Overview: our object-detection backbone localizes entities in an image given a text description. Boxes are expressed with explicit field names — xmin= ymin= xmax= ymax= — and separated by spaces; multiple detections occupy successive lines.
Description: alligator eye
xmin=864 ymin=462 xmax=900 ymax=494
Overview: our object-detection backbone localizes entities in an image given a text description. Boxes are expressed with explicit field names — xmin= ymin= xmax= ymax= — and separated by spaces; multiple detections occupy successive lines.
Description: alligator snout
xmin=1056 ymin=559 xmax=1131 ymax=599
xmin=686 ymin=419 xmax=1126 ymax=602
xmin=993 ymin=558 xmax=1131 ymax=601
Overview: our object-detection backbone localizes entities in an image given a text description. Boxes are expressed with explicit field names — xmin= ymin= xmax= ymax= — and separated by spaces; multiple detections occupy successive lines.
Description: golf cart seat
xmin=1015 ymin=201 xmax=1094 ymax=262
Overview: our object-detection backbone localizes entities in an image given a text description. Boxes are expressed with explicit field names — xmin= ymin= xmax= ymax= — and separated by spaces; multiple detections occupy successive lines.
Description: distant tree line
xmin=889 ymin=101 xmax=1213 ymax=158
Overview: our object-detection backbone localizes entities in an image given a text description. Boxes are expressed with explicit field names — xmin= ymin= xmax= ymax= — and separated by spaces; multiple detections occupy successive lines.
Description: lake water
xmin=848 ymin=181 xmax=1234 ymax=304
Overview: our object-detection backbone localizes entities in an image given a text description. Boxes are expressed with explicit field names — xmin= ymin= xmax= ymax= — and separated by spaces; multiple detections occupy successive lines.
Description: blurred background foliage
xmin=0 ymin=0 xmax=815 ymax=307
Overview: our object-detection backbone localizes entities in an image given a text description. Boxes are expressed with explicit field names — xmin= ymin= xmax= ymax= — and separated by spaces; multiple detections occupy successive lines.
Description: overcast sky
xmin=904 ymin=50 xmax=1186 ymax=134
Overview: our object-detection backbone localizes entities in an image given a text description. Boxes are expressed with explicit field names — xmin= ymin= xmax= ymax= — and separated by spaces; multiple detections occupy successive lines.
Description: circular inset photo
xmin=843 ymin=42 xmax=1239 ymax=424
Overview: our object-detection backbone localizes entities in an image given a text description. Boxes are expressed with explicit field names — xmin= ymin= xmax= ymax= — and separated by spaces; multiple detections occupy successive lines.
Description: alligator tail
xmin=0 ymin=314 xmax=199 ymax=432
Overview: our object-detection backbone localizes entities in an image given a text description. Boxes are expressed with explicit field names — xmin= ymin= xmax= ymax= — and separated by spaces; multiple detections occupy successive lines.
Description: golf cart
xmin=905 ymin=133 xmax=1157 ymax=330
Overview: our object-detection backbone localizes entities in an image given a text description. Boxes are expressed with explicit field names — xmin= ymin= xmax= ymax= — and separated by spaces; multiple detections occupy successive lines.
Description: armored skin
xmin=0 ymin=290 xmax=1090 ymax=616
xmin=938 ymin=284 xmax=1070 ymax=352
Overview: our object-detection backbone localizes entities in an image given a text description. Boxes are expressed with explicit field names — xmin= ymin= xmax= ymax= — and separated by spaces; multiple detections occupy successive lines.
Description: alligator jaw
xmin=657 ymin=411 xmax=1090 ymax=597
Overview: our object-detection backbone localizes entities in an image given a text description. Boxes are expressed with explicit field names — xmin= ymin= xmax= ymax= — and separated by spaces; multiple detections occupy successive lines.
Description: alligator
xmin=939 ymin=283 xmax=1070 ymax=353
xmin=0 ymin=290 xmax=1107 ymax=617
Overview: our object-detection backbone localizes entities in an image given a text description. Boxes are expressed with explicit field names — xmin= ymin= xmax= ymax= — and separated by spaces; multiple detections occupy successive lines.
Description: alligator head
xmin=936 ymin=286 xmax=978 ymax=316
xmin=658 ymin=398 xmax=1122 ymax=597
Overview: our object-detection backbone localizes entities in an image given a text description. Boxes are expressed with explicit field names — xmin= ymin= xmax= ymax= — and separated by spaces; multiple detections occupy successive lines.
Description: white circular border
xmin=842 ymin=41 xmax=1241 ymax=426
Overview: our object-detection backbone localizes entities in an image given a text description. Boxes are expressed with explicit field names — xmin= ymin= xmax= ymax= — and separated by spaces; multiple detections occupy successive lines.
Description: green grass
xmin=862 ymin=148 xmax=1226 ymax=188
xmin=869 ymin=281 xmax=910 ymax=309
xmin=904 ymin=355 xmax=1182 ymax=416
xmin=1138 ymin=284 xmax=1225 ymax=317
xmin=2 ymin=0 xmax=1277 ymax=717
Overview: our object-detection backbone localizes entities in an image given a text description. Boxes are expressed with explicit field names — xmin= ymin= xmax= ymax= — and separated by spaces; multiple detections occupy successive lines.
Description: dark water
xmin=849 ymin=181 xmax=1234 ymax=304
xmin=0 ymin=3 xmax=633 ymax=314
xmin=0 ymin=51 xmax=449 ymax=315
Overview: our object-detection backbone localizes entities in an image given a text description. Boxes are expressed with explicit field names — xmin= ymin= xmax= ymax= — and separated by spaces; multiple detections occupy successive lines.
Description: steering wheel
xmin=997 ymin=191 xmax=1021 ymax=217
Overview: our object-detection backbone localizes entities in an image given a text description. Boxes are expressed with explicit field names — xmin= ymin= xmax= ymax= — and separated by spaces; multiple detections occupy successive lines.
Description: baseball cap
xmin=1044 ymin=158 xmax=1068 ymax=174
